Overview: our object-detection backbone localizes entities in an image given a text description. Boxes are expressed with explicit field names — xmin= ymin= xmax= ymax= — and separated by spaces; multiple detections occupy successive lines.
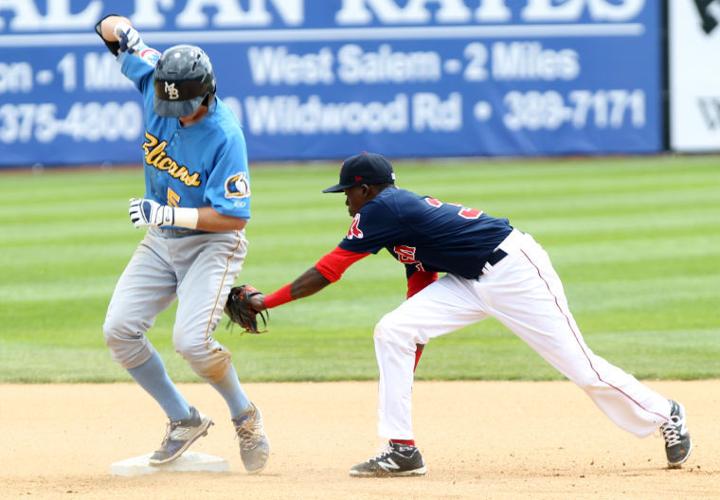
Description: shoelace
xmin=158 ymin=421 xmax=175 ymax=446
xmin=368 ymin=444 xmax=394 ymax=463
xmin=160 ymin=415 xmax=201 ymax=443
xmin=235 ymin=413 xmax=263 ymax=451
xmin=660 ymin=416 xmax=683 ymax=447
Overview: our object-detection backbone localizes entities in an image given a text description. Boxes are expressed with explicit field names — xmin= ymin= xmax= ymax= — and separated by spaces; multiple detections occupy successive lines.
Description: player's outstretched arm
xmin=249 ymin=247 xmax=369 ymax=311
xmin=248 ymin=267 xmax=330 ymax=313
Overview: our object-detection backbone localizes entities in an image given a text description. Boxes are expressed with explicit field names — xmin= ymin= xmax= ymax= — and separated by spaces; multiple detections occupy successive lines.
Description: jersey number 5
xmin=425 ymin=197 xmax=483 ymax=220
xmin=167 ymin=187 xmax=180 ymax=207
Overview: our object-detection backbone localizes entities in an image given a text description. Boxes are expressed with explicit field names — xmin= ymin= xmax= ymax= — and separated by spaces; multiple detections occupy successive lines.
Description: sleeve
xmin=119 ymin=46 xmax=161 ymax=95
xmin=338 ymin=201 xmax=403 ymax=255
xmin=203 ymin=129 xmax=251 ymax=219
xmin=315 ymin=246 xmax=370 ymax=283
xmin=405 ymin=266 xmax=438 ymax=298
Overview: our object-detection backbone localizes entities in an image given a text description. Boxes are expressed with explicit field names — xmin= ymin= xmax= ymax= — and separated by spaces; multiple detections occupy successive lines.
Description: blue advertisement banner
xmin=0 ymin=1 xmax=662 ymax=166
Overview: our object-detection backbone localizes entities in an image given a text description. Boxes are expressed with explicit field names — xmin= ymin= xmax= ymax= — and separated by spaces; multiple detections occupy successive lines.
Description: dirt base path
xmin=1 ymin=381 xmax=718 ymax=499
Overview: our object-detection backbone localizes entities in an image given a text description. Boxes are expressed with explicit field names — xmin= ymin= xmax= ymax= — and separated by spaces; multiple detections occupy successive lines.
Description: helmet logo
xmin=164 ymin=82 xmax=180 ymax=100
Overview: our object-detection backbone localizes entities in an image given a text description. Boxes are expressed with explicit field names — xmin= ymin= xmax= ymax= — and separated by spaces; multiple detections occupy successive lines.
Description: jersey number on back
xmin=424 ymin=197 xmax=483 ymax=219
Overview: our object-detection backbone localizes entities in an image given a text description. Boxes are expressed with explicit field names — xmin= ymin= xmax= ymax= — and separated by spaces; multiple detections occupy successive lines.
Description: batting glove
xmin=128 ymin=198 xmax=174 ymax=228
xmin=114 ymin=23 xmax=142 ymax=54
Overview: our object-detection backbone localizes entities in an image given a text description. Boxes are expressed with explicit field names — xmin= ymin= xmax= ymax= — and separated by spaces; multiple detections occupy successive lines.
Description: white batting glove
xmin=128 ymin=198 xmax=174 ymax=228
xmin=114 ymin=23 xmax=142 ymax=54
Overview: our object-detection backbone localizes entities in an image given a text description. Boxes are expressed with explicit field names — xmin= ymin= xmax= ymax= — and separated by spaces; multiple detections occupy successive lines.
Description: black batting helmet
xmin=153 ymin=45 xmax=216 ymax=117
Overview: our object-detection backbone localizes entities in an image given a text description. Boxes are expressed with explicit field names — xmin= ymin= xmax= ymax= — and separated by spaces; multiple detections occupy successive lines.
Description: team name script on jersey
xmin=394 ymin=245 xmax=426 ymax=272
xmin=142 ymin=132 xmax=202 ymax=187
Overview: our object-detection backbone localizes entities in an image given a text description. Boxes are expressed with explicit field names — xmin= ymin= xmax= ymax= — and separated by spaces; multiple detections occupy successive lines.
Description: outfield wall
xmin=0 ymin=1 xmax=714 ymax=167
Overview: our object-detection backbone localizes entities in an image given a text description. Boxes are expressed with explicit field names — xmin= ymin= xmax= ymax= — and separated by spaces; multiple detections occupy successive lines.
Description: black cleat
xmin=149 ymin=406 xmax=213 ymax=466
xmin=660 ymin=400 xmax=692 ymax=468
xmin=349 ymin=442 xmax=427 ymax=477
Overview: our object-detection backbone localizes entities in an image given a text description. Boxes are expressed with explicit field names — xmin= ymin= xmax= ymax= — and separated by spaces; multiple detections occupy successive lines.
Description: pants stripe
xmin=519 ymin=248 xmax=669 ymax=424
xmin=203 ymin=230 xmax=244 ymax=345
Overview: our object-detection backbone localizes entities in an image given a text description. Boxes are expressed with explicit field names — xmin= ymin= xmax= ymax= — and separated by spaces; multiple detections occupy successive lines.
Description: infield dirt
xmin=1 ymin=381 xmax=718 ymax=499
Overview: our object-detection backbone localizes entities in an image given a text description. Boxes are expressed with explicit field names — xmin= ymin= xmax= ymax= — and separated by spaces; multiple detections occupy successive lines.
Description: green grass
xmin=1 ymin=156 xmax=719 ymax=382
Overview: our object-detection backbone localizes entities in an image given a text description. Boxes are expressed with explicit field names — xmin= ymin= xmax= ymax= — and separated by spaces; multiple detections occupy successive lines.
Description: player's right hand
xmin=128 ymin=198 xmax=174 ymax=228
xmin=113 ymin=23 xmax=142 ymax=54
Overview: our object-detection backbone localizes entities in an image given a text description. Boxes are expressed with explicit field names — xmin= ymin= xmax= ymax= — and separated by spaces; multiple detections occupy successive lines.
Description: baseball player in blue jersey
xmin=246 ymin=152 xmax=691 ymax=477
xmin=95 ymin=15 xmax=269 ymax=472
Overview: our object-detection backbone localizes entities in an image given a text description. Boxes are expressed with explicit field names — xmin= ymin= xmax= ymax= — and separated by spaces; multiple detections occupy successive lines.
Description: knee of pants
xmin=173 ymin=334 xmax=205 ymax=362
xmin=102 ymin=316 xmax=152 ymax=368
xmin=568 ymin=370 xmax=606 ymax=392
xmin=174 ymin=335 xmax=231 ymax=382
xmin=373 ymin=312 xmax=416 ymax=348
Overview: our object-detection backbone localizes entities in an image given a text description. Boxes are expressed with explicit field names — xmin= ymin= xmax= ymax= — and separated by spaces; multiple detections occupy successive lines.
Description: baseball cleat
xmin=149 ymin=406 xmax=213 ymax=466
xmin=349 ymin=442 xmax=427 ymax=478
xmin=661 ymin=400 xmax=692 ymax=468
xmin=233 ymin=402 xmax=270 ymax=474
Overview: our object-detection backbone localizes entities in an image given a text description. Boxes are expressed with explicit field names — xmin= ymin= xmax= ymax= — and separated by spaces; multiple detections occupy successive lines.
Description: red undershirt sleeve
xmin=263 ymin=247 xmax=369 ymax=309
xmin=315 ymin=246 xmax=370 ymax=282
xmin=406 ymin=270 xmax=438 ymax=299
xmin=263 ymin=283 xmax=292 ymax=309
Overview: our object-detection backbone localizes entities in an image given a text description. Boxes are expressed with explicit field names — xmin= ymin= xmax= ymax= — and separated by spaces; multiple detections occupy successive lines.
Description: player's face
xmin=179 ymin=104 xmax=208 ymax=126
xmin=344 ymin=185 xmax=368 ymax=217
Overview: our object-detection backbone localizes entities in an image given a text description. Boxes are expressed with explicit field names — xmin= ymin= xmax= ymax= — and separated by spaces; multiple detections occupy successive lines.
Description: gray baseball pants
xmin=103 ymin=227 xmax=247 ymax=382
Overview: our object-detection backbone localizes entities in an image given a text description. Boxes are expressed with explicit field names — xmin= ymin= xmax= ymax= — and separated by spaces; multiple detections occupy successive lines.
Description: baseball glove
xmin=224 ymin=285 xmax=269 ymax=334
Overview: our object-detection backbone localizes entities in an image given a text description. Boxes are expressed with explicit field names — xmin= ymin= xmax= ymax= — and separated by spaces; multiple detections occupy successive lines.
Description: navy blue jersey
xmin=339 ymin=188 xmax=513 ymax=280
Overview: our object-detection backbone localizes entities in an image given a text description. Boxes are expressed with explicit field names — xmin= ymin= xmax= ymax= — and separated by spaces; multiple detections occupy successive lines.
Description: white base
xmin=110 ymin=452 xmax=229 ymax=476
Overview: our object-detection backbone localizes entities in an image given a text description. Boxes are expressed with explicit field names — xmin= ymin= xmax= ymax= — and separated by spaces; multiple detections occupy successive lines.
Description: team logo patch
xmin=224 ymin=172 xmax=251 ymax=199
xmin=139 ymin=48 xmax=161 ymax=65
xmin=346 ymin=214 xmax=364 ymax=239
xmin=164 ymin=81 xmax=180 ymax=100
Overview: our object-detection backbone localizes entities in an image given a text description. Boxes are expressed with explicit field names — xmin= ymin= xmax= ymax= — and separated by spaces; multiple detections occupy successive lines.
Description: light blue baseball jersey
xmin=119 ymin=48 xmax=251 ymax=219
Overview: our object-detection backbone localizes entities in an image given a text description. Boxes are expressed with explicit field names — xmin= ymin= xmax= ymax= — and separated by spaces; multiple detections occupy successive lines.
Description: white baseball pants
xmin=373 ymin=229 xmax=672 ymax=440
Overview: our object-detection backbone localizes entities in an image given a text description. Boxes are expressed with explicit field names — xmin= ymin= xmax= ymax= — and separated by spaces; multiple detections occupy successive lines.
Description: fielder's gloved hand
xmin=225 ymin=285 xmax=269 ymax=334
xmin=113 ymin=23 xmax=142 ymax=54
xmin=128 ymin=198 xmax=174 ymax=228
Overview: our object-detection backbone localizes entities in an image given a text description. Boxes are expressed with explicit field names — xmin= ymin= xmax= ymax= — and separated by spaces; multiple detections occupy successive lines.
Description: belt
xmin=155 ymin=228 xmax=209 ymax=239
xmin=480 ymin=248 xmax=508 ymax=276
xmin=487 ymin=248 xmax=508 ymax=267
xmin=480 ymin=229 xmax=520 ymax=276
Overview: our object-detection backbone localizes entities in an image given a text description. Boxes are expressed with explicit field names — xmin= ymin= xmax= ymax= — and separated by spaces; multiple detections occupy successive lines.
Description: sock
xmin=208 ymin=363 xmax=251 ymax=419
xmin=414 ymin=343 xmax=425 ymax=372
xmin=127 ymin=351 xmax=191 ymax=421
xmin=390 ymin=439 xmax=415 ymax=447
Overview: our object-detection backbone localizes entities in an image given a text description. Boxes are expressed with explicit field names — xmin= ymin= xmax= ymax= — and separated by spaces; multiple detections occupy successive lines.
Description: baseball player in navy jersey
xmin=246 ymin=152 xmax=692 ymax=477
xmin=95 ymin=15 xmax=269 ymax=472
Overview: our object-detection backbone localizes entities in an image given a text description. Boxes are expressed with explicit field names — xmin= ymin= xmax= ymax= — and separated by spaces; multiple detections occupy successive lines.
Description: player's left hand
xmin=128 ymin=198 xmax=174 ymax=228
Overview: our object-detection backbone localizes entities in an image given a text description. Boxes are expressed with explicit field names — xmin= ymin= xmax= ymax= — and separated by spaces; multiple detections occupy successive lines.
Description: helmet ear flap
xmin=201 ymin=94 xmax=215 ymax=108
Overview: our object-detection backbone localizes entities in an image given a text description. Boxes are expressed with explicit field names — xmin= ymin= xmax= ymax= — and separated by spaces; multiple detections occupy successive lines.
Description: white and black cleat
xmin=349 ymin=442 xmax=427 ymax=478
xmin=661 ymin=400 xmax=692 ymax=468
